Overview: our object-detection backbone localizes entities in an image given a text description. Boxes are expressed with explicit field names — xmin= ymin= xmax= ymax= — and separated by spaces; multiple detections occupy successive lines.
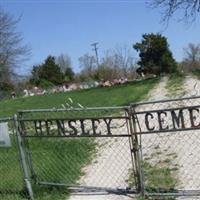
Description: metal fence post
xmin=19 ymin=113 xmax=38 ymax=184
xmin=125 ymin=110 xmax=138 ymax=191
xmin=129 ymin=106 xmax=145 ymax=196
xmin=14 ymin=114 xmax=34 ymax=200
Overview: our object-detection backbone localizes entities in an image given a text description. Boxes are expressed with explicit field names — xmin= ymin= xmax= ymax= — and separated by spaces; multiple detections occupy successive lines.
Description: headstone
xmin=0 ymin=123 xmax=11 ymax=147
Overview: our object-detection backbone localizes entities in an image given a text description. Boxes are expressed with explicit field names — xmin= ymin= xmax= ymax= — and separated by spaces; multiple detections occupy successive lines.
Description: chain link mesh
xmin=19 ymin=107 xmax=136 ymax=199
xmin=1 ymin=97 xmax=200 ymax=199
xmin=133 ymin=96 xmax=200 ymax=198
xmin=0 ymin=118 xmax=28 ymax=200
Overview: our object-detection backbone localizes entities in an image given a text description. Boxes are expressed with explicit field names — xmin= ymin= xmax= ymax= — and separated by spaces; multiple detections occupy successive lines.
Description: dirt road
xmin=69 ymin=75 xmax=200 ymax=200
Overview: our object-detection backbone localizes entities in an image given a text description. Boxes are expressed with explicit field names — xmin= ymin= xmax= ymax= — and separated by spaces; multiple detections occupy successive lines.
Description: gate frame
xmin=17 ymin=106 xmax=139 ymax=197
xmin=130 ymin=95 xmax=200 ymax=198
xmin=2 ymin=95 xmax=200 ymax=199
xmin=0 ymin=116 xmax=34 ymax=199
xmin=14 ymin=114 xmax=34 ymax=200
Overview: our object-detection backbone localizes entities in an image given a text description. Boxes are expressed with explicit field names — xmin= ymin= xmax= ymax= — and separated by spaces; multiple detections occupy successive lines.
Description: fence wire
xmin=1 ymin=96 xmax=200 ymax=200
xmin=18 ymin=107 xmax=136 ymax=198
xmin=0 ymin=118 xmax=28 ymax=200
xmin=132 ymin=96 xmax=200 ymax=197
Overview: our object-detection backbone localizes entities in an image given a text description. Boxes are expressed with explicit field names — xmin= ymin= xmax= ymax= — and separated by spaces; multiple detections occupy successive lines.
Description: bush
xmin=38 ymin=79 xmax=55 ymax=89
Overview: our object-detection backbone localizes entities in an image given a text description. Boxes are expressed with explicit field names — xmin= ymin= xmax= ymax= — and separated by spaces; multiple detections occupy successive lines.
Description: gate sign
xmin=0 ymin=123 xmax=11 ymax=147
xmin=21 ymin=116 xmax=129 ymax=137
xmin=134 ymin=105 xmax=200 ymax=134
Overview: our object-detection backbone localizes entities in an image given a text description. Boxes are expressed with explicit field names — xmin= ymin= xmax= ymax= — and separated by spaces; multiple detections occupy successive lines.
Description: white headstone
xmin=0 ymin=123 xmax=11 ymax=147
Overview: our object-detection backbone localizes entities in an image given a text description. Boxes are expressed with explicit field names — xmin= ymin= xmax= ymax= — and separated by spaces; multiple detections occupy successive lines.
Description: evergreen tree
xmin=133 ymin=33 xmax=177 ymax=75
xmin=40 ymin=56 xmax=64 ymax=85
xmin=30 ymin=56 xmax=64 ymax=86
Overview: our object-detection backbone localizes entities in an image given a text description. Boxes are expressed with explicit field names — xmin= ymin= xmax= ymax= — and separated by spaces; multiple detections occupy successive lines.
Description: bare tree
xmin=79 ymin=53 xmax=96 ymax=78
xmin=78 ymin=45 xmax=135 ymax=81
xmin=0 ymin=7 xmax=30 ymax=84
xmin=56 ymin=53 xmax=71 ymax=74
xmin=182 ymin=43 xmax=200 ymax=72
xmin=184 ymin=43 xmax=200 ymax=62
xmin=101 ymin=45 xmax=135 ymax=79
xmin=112 ymin=44 xmax=135 ymax=77
xmin=149 ymin=0 xmax=200 ymax=23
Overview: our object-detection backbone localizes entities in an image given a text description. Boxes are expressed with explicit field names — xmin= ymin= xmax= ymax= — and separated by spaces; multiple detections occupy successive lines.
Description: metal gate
xmin=1 ymin=96 xmax=200 ymax=199
xmin=17 ymin=106 xmax=138 ymax=199
xmin=0 ymin=116 xmax=33 ymax=200
xmin=131 ymin=95 xmax=200 ymax=198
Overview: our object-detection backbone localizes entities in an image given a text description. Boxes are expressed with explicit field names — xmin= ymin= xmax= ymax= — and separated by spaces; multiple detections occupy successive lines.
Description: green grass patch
xmin=129 ymin=159 xmax=177 ymax=200
xmin=0 ymin=78 xmax=159 ymax=118
xmin=0 ymin=136 xmax=96 ymax=200
xmin=166 ymin=73 xmax=185 ymax=97
xmin=0 ymin=137 xmax=24 ymax=194
xmin=29 ymin=138 xmax=96 ymax=185
xmin=192 ymin=69 xmax=200 ymax=79
xmin=135 ymin=162 xmax=176 ymax=200
xmin=143 ymin=162 xmax=176 ymax=193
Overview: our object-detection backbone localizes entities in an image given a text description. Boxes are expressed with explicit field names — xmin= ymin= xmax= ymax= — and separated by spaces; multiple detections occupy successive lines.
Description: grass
xmin=133 ymin=161 xmax=177 ymax=200
xmin=128 ymin=160 xmax=177 ymax=192
xmin=129 ymin=145 xmax=178 ymax=200
xmin=0 ymin=78 xmax=160 ymax=199
xmin=192 ymin=69 xmax=200 ymax=79
xmin=0 ymin=78 xmax=159 ymax=117
xmin=128 ymin=157 xmax=176 ymax=191
xmin=143 ymin=162 xmax=176 ymax=192
xmin=0 ymin=136 xmax=96 ymax=200
xmin=0 ymin=136 xmax=25 ymax=199
xmin=165 ymin=73 xmax=185 ymax=97
xmin=143 ymin=147 xmax=178 ymax=195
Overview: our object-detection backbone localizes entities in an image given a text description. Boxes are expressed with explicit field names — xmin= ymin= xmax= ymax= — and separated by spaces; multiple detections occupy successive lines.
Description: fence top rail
xmin=0 ymin=116 xmax=14 ymax=122
xmin=18 ymin=106 xmax=130 ymax=114
xmin=19 ymin=115 xmax=129 ymax=122
xmin=130 ymin=95 xmax=200 ymax=107
xmin=10 ymin=95 xmax=200 ymax=116
xmin=134 ymin=104 xmax=200 ymax=115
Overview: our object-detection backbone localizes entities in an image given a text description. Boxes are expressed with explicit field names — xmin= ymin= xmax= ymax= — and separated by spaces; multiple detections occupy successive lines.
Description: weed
xmin=143 ymin=162 xmax=176 ymax=192
xmin=166 ymin=73 xmax=185 ymax=97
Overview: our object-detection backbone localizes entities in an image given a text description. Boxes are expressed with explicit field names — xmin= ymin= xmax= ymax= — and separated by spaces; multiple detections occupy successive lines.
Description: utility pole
xmin=91 ymin=42 xmax=99 ymax=67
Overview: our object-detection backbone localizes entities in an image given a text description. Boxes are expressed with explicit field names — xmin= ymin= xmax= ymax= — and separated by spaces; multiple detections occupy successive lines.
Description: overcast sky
xmin=1 ymin=0 xmax=200 ymax=75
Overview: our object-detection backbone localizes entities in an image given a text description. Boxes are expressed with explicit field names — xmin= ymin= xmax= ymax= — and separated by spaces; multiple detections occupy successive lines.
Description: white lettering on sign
xmin=0 ymin=123 xmax=11 ymax=147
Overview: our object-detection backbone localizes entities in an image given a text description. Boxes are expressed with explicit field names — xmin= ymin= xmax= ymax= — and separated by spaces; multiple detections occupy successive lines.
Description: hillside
xmin=0 ymin=78 xmax=159 ymax=117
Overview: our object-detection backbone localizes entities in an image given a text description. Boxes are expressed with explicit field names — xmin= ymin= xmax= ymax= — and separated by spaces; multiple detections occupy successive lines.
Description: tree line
xmin=1 ymin=1 xmax=200 ymax=96
xmin=25 ymin=34 xmax=200 ymax=89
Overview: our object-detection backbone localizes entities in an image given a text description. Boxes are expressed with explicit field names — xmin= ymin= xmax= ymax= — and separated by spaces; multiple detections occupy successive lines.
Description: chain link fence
xmin=0 ymin=117 xmax=28 ymax=200
xmin=132 ymin=96 xmax=200 ymax=197
xmin=18 ymin=107 xmax=136 ymax=198
xmin=1 ymin=96 xmax=200 ymax=199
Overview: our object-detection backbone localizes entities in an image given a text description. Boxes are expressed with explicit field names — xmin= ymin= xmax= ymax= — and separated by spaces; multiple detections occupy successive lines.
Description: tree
xmin=184 ymin=43 xmax=200 ymax=62
xmin=30 ymin=56 xmax=64 ymax=86
xmin=133 ymin=33 xmax=177 ymax=75
xmin=99 ymin=51 xmax=120 ymax=80
xmin=40 ymin=56 xmax=64 ymax=85
xmin=181 ymin=43 xmax=200 ymax=72
xmin=64 ymin=66 xmax=75 ymax=82
xmin=97 ymin=46 xmax=135 ymax=80
xmin=29 ymin=65 xmax=41 ymax=85
xmin=79 ymin=53 xmax=97 ymax=79
xmin=56 ymin=54 xmax=71 ymax=73
xmin=150 ymin=0 xmax=200 ymax=23
xmin=78 ymin=46 xmax=135 ymax=81
xmin=0 ymin=7 xmax=30 ymax=86
xmin=111 ymin=45 xmax=135 ymax=77
xmin=56 ymin=54 xmax=74 ymax=82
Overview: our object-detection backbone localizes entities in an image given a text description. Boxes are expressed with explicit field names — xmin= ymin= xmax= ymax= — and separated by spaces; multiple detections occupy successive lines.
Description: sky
xmin=1 ymin=0 xmax=200 ymax=75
